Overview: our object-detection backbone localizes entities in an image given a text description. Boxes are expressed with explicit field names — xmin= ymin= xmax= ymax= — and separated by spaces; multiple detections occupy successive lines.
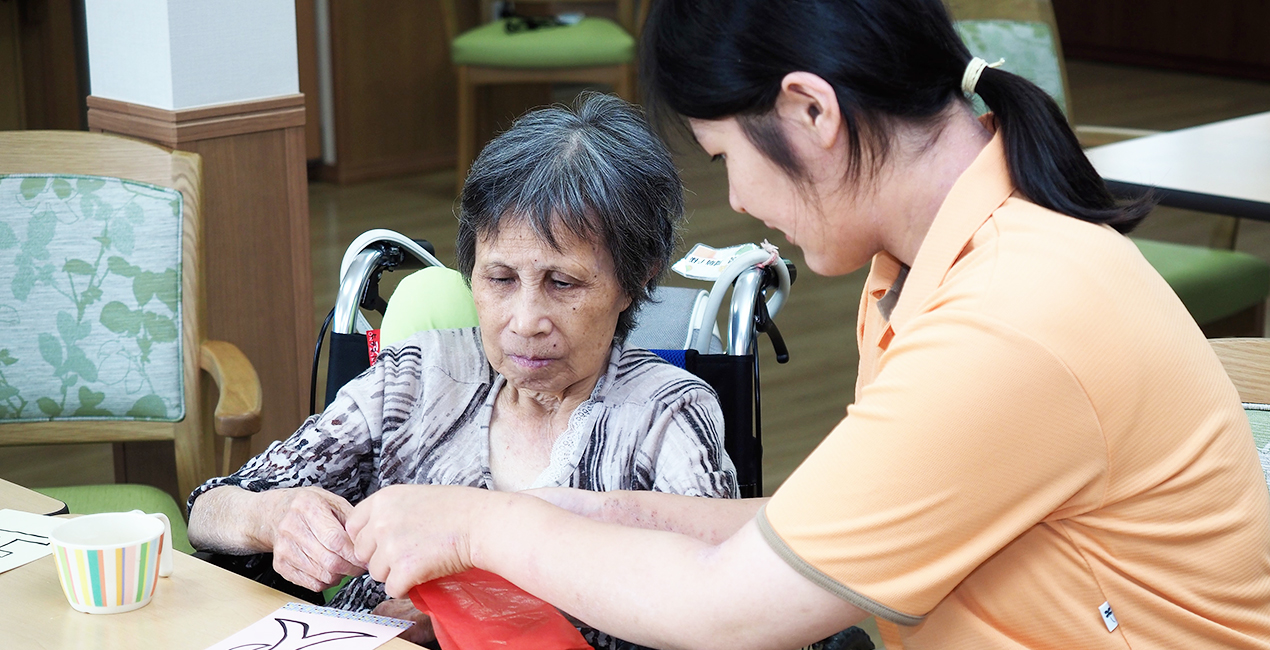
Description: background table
xmin=0 ymin=482 xmax=416 ymax=650
xmin=1085 ymin=111 xmax=1270 ymax=222
xmin=0 ymin=478 xmax=66 ymax=516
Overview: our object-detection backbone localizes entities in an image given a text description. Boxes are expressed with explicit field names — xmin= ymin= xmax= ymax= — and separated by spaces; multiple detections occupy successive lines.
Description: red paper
xmin=410 ymin=569 xmax=591 ymax=650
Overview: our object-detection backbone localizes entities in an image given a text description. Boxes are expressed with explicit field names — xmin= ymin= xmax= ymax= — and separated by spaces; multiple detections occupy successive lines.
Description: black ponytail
xmin=642 ymin=0 xmax=1151 ymax=233
xmin=972 ymin=67 xmax=1151 ymax=232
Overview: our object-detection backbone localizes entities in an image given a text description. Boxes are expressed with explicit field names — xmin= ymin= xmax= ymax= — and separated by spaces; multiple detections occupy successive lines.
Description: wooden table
xmin=0 ymin=478 xmax=66 ymax=516
xmin=1085 ymin=111 xmax=1270 ymax=222
xmin=1 ymin=482 xmax=415 ymax=650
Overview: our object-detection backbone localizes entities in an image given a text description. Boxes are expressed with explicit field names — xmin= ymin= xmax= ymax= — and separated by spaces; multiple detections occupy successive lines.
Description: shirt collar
xmin=887 ymin=121 xmax=1014 ymax=331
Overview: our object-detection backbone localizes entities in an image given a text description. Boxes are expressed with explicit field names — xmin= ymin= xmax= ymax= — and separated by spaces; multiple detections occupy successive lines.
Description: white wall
xmin=85 ymin=0 xmax=299 ymax=110
xmin=84 ymin=0 xmax=174 ymax=109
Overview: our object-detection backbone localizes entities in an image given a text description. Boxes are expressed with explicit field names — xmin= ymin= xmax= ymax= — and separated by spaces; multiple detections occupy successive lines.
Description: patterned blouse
xmin=189 ymin=327 xmax=737 ymax=648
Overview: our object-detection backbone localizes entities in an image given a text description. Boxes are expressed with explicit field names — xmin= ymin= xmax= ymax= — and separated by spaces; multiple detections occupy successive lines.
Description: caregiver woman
xmin=349 ymin=1 xmax=1270 ymax=648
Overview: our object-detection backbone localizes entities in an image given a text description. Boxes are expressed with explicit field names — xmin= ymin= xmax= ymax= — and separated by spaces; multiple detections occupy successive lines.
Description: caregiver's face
xmin=690 ymin=116 xmax=881 ymax=276
xmin=472 ymin=218 xmax=631 ymax=398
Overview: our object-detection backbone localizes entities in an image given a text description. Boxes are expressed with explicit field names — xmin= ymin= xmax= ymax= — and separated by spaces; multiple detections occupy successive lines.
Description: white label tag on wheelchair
xmin=673 ymin=243 xmax=760 ymax=281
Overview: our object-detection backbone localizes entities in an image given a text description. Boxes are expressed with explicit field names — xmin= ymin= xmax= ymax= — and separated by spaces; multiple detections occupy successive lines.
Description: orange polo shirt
xmin=760 ymin=129 xmax=1270 ymax=648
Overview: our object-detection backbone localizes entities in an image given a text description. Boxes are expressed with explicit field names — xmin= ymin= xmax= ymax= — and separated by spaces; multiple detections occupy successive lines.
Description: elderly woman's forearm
xmin=187 ymin=485 xmax=276 ymax=553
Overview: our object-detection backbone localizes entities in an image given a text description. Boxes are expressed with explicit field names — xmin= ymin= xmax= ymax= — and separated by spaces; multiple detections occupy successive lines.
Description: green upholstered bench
xmin=1133 ymin=239 xmax=1270 ymax=332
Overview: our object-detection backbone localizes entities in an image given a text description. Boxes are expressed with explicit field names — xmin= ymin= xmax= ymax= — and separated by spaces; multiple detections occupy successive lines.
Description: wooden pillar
xmin=82 ymin=1 xmax=312 ymax=485
xmin=86 ymin=97 xmax=313 ymax=460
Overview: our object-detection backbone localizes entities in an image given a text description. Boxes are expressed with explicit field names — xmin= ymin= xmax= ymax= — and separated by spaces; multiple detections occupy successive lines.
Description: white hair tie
xmin=961 ymin=57 xmax=1005 ymax=96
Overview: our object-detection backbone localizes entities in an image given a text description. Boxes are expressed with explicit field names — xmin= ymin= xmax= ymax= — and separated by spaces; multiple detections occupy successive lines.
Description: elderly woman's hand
xmin=347 ymin=484 xmax=502 ymax=598
xmin=264 ymin=486 xmax=366 ymax=592
xmin=371 ymin=598 xmax=436 ymax=646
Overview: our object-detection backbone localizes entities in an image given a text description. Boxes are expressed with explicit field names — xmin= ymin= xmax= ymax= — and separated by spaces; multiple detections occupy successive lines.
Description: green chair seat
xmin=34 ymin=484 xmax=193 ymax=554
xmin=1133 ymin=238 xmax=1270 ymax=325
xmin=451 ymin=17 xmax=635 ymax=68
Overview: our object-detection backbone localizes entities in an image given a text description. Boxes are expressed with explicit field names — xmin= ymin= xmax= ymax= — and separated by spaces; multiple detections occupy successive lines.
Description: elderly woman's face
xmin=472 ymin=219 xmax=632 ymax=397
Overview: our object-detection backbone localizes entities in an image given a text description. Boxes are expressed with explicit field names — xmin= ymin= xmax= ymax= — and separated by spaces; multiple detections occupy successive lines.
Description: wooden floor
xmin=6 ymin=59 xmax=1270 ymax=501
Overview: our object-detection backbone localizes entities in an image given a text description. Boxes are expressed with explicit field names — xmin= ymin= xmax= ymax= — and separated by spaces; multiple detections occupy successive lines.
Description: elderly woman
xmin=186 ymin=93 xmax=737 ymax=646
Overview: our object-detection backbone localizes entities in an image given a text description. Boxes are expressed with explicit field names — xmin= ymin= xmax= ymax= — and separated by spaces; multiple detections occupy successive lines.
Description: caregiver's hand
xmin=265 ymin=486 xmax=366 ymax=592
xmin=348 ymin=484 xmax=497 ymax=598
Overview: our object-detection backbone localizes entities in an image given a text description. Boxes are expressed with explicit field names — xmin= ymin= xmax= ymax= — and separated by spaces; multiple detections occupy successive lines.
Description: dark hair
xmin=641 ymin=0 xmax=1151 ymax=233
xmin=456 ymin=92 xmax=684 ymax=341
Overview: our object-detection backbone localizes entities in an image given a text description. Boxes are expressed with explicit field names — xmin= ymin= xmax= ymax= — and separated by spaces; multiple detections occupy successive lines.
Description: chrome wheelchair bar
xmin=333 ymin=229 xmax=448 ymax=336
xmin=728 ymin=267 xmax=766 ymax=356
xmin=337 ymin=228 xmax=444 ymax=283
xmin=334 ymin=249 xmax=385 ymax=335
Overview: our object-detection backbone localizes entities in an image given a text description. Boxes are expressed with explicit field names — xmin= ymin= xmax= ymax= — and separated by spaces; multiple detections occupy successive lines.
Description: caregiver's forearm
xmin=470 ymin=493 xmax=863 ymax=650
xmin=542 ymin=489 xmax=766 ymax=544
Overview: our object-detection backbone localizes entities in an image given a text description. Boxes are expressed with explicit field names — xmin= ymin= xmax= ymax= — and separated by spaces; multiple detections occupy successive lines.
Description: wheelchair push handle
xmin=693 ymin=249 xmax=794 ymax=356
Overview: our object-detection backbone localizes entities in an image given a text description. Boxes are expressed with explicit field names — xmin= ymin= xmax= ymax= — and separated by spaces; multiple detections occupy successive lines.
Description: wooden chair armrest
xmin=1076 ymin=124 xmax=1159 ymax=149
xmin=199 ymin=340 xmax=262 ymax=439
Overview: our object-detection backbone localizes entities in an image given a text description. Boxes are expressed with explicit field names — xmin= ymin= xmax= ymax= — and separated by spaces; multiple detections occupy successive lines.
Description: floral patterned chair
xmin=0 ymin=131 xmax=262 ymax=552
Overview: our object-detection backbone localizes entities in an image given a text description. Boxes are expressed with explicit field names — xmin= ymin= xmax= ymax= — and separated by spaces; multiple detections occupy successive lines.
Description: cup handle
xmin=133 ymin=510 xmax=175 ymax=577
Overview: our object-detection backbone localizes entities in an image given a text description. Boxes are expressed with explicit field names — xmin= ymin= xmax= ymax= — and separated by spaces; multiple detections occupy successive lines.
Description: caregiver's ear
xmin=776 ymin=71 xmax=843 ymax=151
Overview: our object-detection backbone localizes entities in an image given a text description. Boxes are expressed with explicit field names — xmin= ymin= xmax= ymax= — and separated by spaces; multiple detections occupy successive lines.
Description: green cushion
xmin=1241 ymin=406 xmax=1270 ymax=493
xmin=1133 ymin=238 xmax=1270 ymax=325
xmin=34 ymin=484 xmax=193 ymax=554
xmin=0 ymin=174 xmax=185 ymax=423
xmin=451 ymin=17 xmax=635 ymax=68
xmin=379 ymin=267 xmax=480 ymax=347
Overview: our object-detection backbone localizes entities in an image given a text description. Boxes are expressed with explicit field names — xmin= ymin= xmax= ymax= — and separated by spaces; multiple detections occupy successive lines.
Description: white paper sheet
xmin=0 ymin=508 xmax=65 ymax=574
xmin=204 ymin=602 xmax=413 ymax=650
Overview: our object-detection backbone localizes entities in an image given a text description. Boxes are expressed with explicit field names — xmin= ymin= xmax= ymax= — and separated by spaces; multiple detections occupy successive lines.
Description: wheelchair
xmin=208 ymin=230 xmax=796 ymax=595
xmin=313 ymin=229 xmax=796 ymax=499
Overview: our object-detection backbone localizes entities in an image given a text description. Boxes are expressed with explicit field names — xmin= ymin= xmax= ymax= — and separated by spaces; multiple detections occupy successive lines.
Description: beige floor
xmin=5 ymin=59 xmax=1270 ymax=648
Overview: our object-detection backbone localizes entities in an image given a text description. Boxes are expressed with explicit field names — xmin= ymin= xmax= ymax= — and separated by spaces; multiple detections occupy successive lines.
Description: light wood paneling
xmin=1211 ymin=338 xmax=1270 ymax=404
xmin=88 ymin=96 xmax=315 ymax=460
xmin=86 ymin=95 xmax=306 ymax=147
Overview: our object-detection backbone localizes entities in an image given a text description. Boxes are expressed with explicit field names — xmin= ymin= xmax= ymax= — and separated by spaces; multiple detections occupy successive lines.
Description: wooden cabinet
xmin=316 ymin=0 xmax=550 ymax=184
xmin=0 ymin=0 xmax=85 ymax=132
xmin=1054 ymin=0 xmax=1270 ymax=81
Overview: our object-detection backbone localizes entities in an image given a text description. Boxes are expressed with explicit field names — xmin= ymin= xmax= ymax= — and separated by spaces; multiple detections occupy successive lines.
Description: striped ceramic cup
xmin=49 ymin=510 xmax=174 ymax=614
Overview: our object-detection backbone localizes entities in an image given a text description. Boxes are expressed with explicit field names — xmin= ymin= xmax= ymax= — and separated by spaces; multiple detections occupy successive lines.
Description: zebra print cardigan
xmin=189 ymin=326 xmax=737 ymax=639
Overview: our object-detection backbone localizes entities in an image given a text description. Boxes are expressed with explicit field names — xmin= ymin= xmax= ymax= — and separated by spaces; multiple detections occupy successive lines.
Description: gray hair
xmin=456 ymin=92 xmax=684 ymax=342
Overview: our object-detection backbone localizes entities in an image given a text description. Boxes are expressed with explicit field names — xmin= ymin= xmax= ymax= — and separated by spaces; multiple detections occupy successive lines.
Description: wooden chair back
xmin=0 ymin=131 xmax=213 ymax=501
xmin=944 ymin=0 xmax=1074 ymax=118
xmin=1210 ymin=338 xmax=1270 ymax=404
